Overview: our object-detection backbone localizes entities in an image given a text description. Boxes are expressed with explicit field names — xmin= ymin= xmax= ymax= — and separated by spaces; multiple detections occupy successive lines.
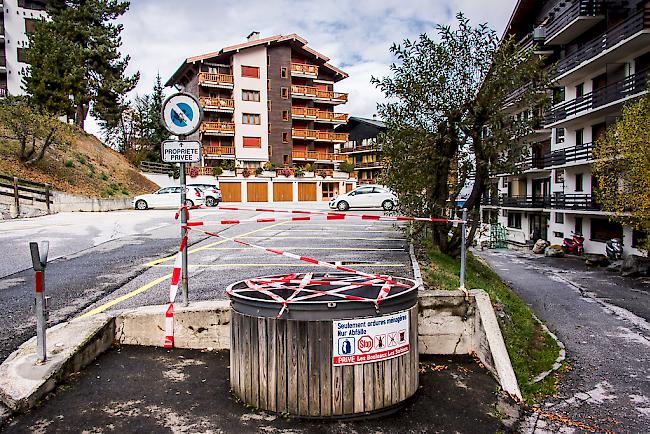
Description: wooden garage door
xmin=220 ymin=182 xmax=241 ymax=202
xmin=247 ymin=182 xmax=268 ymax=202
xmin=298 ymin=183 xmax=317 ymax=201
xmin=273 ymin=182 xmax=293 ymax=202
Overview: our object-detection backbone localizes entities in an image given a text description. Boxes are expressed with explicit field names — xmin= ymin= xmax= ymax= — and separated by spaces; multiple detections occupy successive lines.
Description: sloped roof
xmin=335 ymin=116 xmax=386 ymax=133
xmin=166 ymin=33 xmax=348 ymax=87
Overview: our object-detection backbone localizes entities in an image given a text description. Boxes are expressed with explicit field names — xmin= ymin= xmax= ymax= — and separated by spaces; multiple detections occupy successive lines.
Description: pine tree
xmin=24 ymin=0 xmax=139 ymax=129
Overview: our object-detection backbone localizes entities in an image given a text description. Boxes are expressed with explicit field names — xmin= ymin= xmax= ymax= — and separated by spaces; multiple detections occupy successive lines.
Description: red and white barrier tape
xmin=216 ymin=205 xmax=465 ymax=224
xmin=164 ymin=235 xmax=186 ymax=349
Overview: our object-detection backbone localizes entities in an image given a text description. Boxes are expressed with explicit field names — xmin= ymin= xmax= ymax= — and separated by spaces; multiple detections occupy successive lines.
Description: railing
xmin=199 ymin=97 xmax=234 ymax=110
xmin=201 ymin=122 xmax=235 ymax=133
xmin=198 ymin=72 xmax=234 ymax=86
xmin=501 ymin=196 xmax=551 ymax=208
xmin=291 ymin=63 xmax=318 ymax=75
xmin=515 ymin=142 xmax=594 ymax=170
xmin=291 ymin=85 xmax=348 ymax=102
xmin=544 ymin=0 xmax=604 ymax=42
xmin=185 ymin=166 xmax=216 ymax=176
xmin=356 ymin=161 xmax=383 ymax=168
xmin=545 ymin=67 xmax=650 ymax=125
xmin=291 ymin=150 xmax=348 ymax=161
xmin=554 ymin=8 xmax=649 ymax=77
xmin=291 ymin=106 xmax=348 ymax=122
xmin=140 ymin=160 xmax=173 ymax=174
xmin=0 ymin=174 xmax=52 ymax=214
xmin=340 ymin=143 xmax=381 ymax=153
xmin=203 ymin=146 xmax=235 ymax=156
xmin=292 ymin=128 xmax=348 ymax=142
xmin=359 ymin=178 xmax=379 ymax=185
xmin=551 ymin=193 xmax=599 ymax=210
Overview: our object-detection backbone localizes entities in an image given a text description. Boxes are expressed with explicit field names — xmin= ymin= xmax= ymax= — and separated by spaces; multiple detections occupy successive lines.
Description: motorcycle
xmin=562 ymin=232 xmax=585 ymax=256
xmin=606 ymin=238 xmax=623 ymax=261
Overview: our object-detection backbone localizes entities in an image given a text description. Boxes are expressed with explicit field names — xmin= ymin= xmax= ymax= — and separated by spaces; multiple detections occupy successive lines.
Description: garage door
xmin=247 ymin=182 xmax=268 ymax=202
xmin=298 ymin=183 xmax=317 ymax=201
xmin=346 ymin=184 xmax=353 ymax=193
xmin=273 ymin=182 xmax=293 ymax=202
xmin=220 ymin=182 xmax=241 ymax=202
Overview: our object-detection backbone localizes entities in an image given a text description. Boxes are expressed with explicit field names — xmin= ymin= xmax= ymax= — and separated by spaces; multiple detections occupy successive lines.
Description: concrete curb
xmin=531 ymin=316 xmax=566 ymax=384
xmin=0 ymin=291 xmax=524 ymax=413
xmin=409 ymin=242 xmax=423 ymax=286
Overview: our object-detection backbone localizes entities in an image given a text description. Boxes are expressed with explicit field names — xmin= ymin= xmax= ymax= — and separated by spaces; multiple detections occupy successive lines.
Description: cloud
xmin=86 ymin=0 xmax=517 ymax=136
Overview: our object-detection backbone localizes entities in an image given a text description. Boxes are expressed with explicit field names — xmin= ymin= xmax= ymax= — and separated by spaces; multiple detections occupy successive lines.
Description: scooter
xmin=606 ymin=238 xmax=623 ymax=260
xmin=562 ymin=232 xmax=585 ymax=255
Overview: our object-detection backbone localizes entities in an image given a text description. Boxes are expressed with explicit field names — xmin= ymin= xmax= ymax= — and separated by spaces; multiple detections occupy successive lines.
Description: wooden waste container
xmin=227 ymin=272 xmax=419 ymax=419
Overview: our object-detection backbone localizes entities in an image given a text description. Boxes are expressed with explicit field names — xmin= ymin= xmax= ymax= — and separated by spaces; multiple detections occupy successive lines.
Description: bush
xmin=64 ymin=159 xmax=74 ymax=168
xmin=304 ymin=163 xmax=313 ymax=172
xmin=212 ymin=166 xmax=223 ymax=177
xmin=100 ymin=172 xmax=109 ymax=181
xmin=338 ymin=161 xmax=355 ymax=173
xmin=242 ymin=167 xmax=251 ymax=178
xmin=221 ymin=160 xmax=235 ymax=171
xmin=255 ymin=166 xmax=263 ymax=176
xmin=294 ymin=166 xmax=305 ymax=177
xmin=262 ymin=161 xmax=275 ymax=171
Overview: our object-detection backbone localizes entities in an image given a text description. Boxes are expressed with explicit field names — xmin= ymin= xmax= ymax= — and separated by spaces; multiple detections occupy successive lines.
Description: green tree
xmin=593 ymin=91 xmax=650 ymax=251
xmin=0 ymin=97 xmax=74 ymax=165
xmin=372 ymin=14 xmax=549 ymax=255
xmin=24 ymin=0 xmax=139 ymax=129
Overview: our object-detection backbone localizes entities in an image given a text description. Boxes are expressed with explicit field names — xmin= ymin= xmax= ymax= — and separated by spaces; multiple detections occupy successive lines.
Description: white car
xmin=329 ymin=185 xmax=397 ymax=211
xmin=133 ymin=186 xmax=205 ymax=210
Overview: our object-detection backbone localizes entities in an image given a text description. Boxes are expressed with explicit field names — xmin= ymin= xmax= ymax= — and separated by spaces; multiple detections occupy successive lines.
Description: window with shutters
xmin=241 ymin=65 xmax=260 ymax=78
xmin=243 ymin=137 xmax=262 ymax=148
xmin=242 ymin=90 xmax=260 ymax=102
xmin=242 ymin=113 xmax=261 ymax=125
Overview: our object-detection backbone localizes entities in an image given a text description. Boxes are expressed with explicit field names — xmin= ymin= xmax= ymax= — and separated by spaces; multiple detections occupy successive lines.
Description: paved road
xmin=477 ymin=249 xmax=650 ymax=434
xmin=0 ymin=204 xmax=412 ymax=362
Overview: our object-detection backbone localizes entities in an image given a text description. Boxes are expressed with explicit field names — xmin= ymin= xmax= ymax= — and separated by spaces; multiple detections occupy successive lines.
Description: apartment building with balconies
xmin=165 ymin=32 xmax=349 ymax=172
xmin=482 ymin=0 xmax=649 ymax=255
xmin=0 ymin=0 xmax=47 ymax=97
xmin=164 ymin=32 xmax=356 ymax=203
xmin=336 ymin=116 xmax=385 ymax=185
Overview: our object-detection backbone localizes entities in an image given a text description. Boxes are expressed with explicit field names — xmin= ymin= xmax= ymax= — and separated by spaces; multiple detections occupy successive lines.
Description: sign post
xmin=161 ymin=93 xmax=203 ymax=306
xmin=29 ymin=241 xmax=49 ymax=364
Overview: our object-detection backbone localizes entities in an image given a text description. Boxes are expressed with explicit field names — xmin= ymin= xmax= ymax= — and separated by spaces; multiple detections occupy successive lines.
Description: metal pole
xmin=180 ymin=159 xmax=189 ymax=307
xmin=460 ymin=208 xmax=467 ymax=291
xmin=35 ymin=270 xmax=46 ymax=362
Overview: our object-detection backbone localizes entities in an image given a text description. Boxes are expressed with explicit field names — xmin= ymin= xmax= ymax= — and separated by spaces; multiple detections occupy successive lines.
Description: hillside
xmin=0 ymin=126 xmax=158 ymax=197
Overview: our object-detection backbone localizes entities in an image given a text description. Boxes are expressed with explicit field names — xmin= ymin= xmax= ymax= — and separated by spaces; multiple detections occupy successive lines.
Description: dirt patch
xmin=0 ymin=127 xmax=158 ymax=197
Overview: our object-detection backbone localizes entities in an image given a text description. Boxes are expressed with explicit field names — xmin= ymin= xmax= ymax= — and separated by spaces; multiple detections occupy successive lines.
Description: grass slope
xmin=0 ymin=127 xmax=158 ymax=197
xmin=419 ymin=246 xmax=562 ymax=403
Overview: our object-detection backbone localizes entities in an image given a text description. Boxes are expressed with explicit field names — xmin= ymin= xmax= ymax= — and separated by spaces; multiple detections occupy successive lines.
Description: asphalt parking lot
xmin=78 ymin=205 xmax=414 ymax=318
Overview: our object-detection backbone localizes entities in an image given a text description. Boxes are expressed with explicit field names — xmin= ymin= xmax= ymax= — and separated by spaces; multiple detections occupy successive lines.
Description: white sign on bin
xmin=161 ymin=140 xmax=202 ymax=163
xmin=332 ymin=310 xmax=410 ymax=366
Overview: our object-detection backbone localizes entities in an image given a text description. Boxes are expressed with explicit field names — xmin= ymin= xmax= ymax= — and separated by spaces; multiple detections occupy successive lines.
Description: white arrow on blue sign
xmin=161 ymin=93 xmax=203 ymax=136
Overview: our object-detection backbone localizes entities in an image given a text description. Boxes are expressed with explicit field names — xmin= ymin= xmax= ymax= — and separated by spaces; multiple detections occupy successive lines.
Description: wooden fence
xmin=0 ymin=174 xmax=52 ymax=214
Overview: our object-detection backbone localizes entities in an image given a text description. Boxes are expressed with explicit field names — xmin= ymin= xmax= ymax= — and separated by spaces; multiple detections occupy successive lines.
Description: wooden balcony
xmin=203 ymin=146 xmax=235 ymax=157
xmin=185 ymin=166 xmax=215 ymax=176
xmin=201 ymin=121 xmax=235 ymax=136
xmin=291 ymin=129 xmax=348 ymax=143
xmin=199 ymin=97 xmax=234 ymax=112
xmin=291 ymin=63 xmax=318 ymax=77
xmin=198 ymin=72 xmax=234 ymax=88
xmin=292 ymin=150 xmax=348 ymax=162
xmin=291 ymin=85 xmax=348 ymax=104
xmin=291 ymin=106 xmax=348 ymax=123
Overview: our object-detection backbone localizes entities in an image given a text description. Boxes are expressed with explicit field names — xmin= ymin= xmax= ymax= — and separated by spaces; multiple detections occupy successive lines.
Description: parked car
xmin=329 ymin=185 xmax=397 ymax=211
xmin=187 ymin=183 xmax=222 ymax=207
xmin=133 ymin=186 xmax=205 ymax=210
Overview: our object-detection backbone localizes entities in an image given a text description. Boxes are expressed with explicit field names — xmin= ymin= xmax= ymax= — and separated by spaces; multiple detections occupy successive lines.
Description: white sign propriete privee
xmin=332 ymin=310 xmax=410 ymax=366
xmin=161 ymin=140 xmax=202 ymax=163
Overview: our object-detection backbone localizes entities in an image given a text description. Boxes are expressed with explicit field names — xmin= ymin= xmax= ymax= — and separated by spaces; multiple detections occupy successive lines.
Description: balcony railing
xmin=501 ymin=196 xmax=551 ymax=208
xmin=359 ymin=178 xmax=379 ymax=185
xmin=292 ymin=128 xmax=348 ymax=143
xmin=356 ymin=161 xmax=383 ymax=168
xmin=291 ymin=106 xmax=348 ymax=123
xmin=198 ymin=72 xmax=234 ymax=87
xmin=201 ymin=121 xmax=235 ymax=135
xmin=203 ymin=146 xmax=235 ymax=156
xmin=551 ymin=194 xmax=599 ymax=210
xmin=291 ymin=150 xmax=348 ymax=162
xmin=554 ymin=9 xmax=649 ymax=77
xmin=544 ymin=0 xmax=605 ymax=44
xmin=545 ymin=67 xmax=650 ymax=125
xmin=291 ymin=85 xmax=348 ymax=103
xmin=291 ymin=63 xmax=318 ymax=76
xmin=340 ymin=143 xmax=381 ymax=153
xmin=515 ymin=142 xmax=595 ymax=170
xmin=185 ymin=166 xmax=216 ymax=176
xmin=199 ymin=97 xmax=234 ymax=111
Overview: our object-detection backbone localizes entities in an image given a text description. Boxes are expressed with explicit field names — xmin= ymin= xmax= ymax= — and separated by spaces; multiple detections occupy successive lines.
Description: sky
xmin=87 ymin=0 xmax=518 ymax=137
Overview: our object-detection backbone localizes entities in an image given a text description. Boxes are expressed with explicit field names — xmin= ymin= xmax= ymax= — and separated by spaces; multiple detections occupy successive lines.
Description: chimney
xmin=247 ymin=31 xmax=260 ymax=41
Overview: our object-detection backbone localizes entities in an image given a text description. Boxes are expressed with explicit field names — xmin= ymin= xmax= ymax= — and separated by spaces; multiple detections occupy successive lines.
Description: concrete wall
xmin=52 ymin=192 xmax=133 ymax=213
